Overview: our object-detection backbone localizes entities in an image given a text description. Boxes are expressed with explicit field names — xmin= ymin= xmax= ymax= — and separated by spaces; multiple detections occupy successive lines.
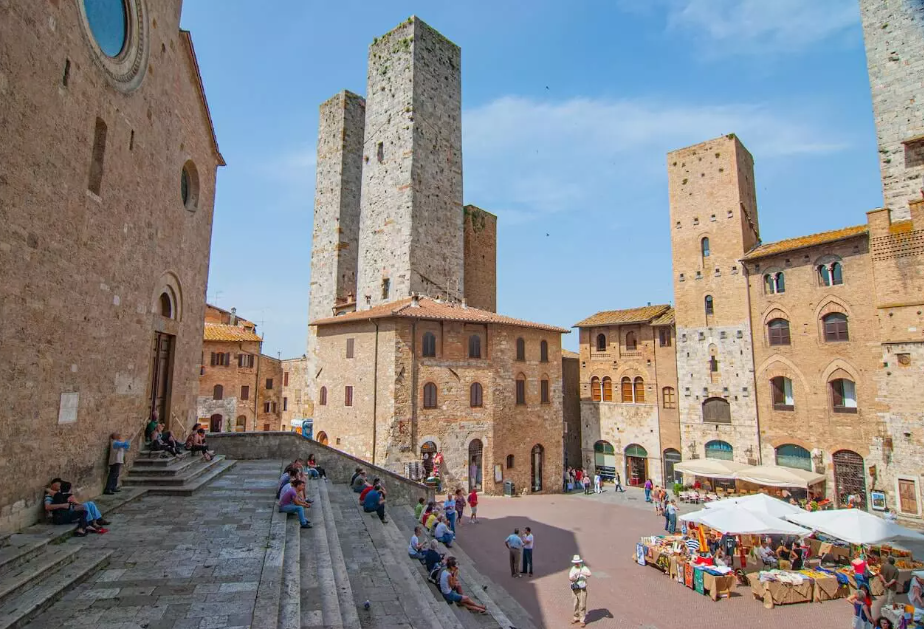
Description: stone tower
xmin=306 ymin=91 xmax=366 ymax=386
xmin=356 ymin=17 xmax=464 ymax=309
xmin=860 ymin=0 xmax=924 ymax=220
xmin=667 ymin=135 xmax=761 ymax=465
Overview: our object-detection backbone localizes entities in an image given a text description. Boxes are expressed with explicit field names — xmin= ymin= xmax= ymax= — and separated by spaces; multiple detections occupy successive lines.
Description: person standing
xmin=468 ymin=488 xmax=479 ymax=523
xmin=847 ymin=583 xmax=874 ymax=629
xmin=644 ymin=478 xmax=653 ymax=502
xmin=569 ymin=555 xmax=591 ymax=627
xmin=582 ymin=474 xmax=591 ymax=495
xmin=443 ymin=493 xmax=457 ymax=532
xmin=104 ymin=433 xmax=130 ymax=495
xmin=878 ymin=556 xmax=899 ymax=606
xmin=505 ymin=528 xmax=524 ymax=578
xmin=593 ymin=473 xmax=602 ymax=494
xmin=613 ymin=471 xmax=626 ymax=492
xmin=666 ymin=500 xmax=677 ymax=534
xmin=521 ymin=527 xmax=534 ymax=576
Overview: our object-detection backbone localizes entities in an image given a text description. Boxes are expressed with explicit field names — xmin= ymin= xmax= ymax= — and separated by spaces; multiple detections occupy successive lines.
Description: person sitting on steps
xmin=423 ymin=540 xmax=445 ymax=580
xmin=362 ymin=481 xmax=388 ymax=524
xmin=408 ymin=526 xmax=426 ymax=560
xmin=440 ymin=557 xmax=487 ymax=614
xmin=306 ymin=454 xmax=326 ymax=480
xmin=278 ymin=478 xmax=312 ymax=529
xmin=149 ymin=423 xmax=179 ymax=457
xmin=187 ymin=428 xmax=214 ymax=461
xmin=352 ymin=470 xmax=368 ymax=493
xmin=45 ymin=478 xmax=110 ymax=537
xmin=434 ymin=515 xmax=455 ymax=547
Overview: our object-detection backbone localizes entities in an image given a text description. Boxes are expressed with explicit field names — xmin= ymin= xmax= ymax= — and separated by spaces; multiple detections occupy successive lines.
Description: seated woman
xmin=439 ymin=558 xmax=487 ymax=614
xmin=45 ymin=478 xmax=110 ymax=536
xmin=188 ymin=428 xmax=214 ymax=461
xmin=306 ymin=454 xmax=326 ymax=480
xmin=150 ymin=423 xmax=179 ymax=457
xmin=423 ymin=540 xmax=445 ymax=578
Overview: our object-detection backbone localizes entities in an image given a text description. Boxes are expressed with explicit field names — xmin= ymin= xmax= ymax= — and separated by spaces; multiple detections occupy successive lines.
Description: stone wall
xmin=562 ymin=354 xmax=582 ymax=468
xmin=860 ymin=0 xmax=924 ymax=221
xmin=463 ymin=206 xmax=497 ymax=312
xmin=207 ymin=432 xmax=433 ymax=506
xmin=198 ymin=339 xmax=262 ymax=432
xmin=0 ymin=0 xmax=221 ymax=534
xmin=580 ymin=401 xmax=664 ymax=485
xmin=356 ymin=17 xmax=464 ymax=307
xmin=281 ymin=355 xmax=312 ymax=430
xmin=257 ymin=355 xmax=284 ymax=431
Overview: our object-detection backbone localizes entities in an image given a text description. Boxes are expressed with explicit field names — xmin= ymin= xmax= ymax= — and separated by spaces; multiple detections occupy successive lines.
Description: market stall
xmin=635 ymin=534 xmax=737 ymax=601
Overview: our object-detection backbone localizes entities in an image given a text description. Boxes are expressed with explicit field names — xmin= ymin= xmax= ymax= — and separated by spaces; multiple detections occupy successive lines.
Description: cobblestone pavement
xmin=29 ymin=460 xmax=283 ymax=629
xmin=455 ymin=486 xmax=855 ymax=629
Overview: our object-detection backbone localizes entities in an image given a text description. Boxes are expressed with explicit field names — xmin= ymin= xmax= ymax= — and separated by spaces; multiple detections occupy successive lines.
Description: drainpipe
xmin=411 ymin=321 xmax=418 ymax=471
xmin=253 ymin=341 xmax=261 ymax=433
xmin=371 ymin=319 xmax=379 ymax=466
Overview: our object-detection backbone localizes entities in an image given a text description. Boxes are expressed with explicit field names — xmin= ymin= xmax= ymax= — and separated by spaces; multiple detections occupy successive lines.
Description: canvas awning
xmin=673 ymin=459 xmax=752 ymax=479
xmin=704 ymin=493 xmax=806 ymax=518
xmin=680 ymin=508 xmax=812 ymax=536
xmin=786 ymin=509 xmax=924 ymax=546
xmin=734 ymin=465 xmax=825 ymax=488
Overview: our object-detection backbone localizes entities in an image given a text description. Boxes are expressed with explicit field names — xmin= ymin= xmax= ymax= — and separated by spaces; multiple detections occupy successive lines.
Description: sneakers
xmin=300 ymin=522 xmax=313 ymax=529
xmin=103 ymin=491 xmax=115 ymax=495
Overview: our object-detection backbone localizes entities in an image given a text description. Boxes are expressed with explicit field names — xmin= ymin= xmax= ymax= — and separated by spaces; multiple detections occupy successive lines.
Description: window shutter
xmin=210 ymin=352 xmax=216 ymax=366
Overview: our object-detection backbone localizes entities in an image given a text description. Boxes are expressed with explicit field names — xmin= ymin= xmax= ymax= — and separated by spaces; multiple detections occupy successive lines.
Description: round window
xmin=83 ymin=0 xmax=128 ymax=58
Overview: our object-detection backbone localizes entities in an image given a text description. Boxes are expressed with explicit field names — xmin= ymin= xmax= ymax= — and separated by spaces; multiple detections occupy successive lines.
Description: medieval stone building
xmin=305 ymin=18 xmax=567 ymax=493
xmin=0 ymin=0 xmax=222 ymax=533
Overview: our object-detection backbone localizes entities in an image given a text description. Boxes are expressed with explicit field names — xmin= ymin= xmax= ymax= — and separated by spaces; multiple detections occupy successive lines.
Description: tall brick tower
xmin=667 ymin=135 xmax=762 ymax=465
xmin=860 ymin=0 xmax=924 ymax=220
xmin=356 ymin=17 xmax=465 ymax=309
xmin=306 ymin=91 xmax=366 ymax=388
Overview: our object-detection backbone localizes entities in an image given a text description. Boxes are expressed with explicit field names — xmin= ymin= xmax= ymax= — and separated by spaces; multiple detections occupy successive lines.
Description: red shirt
xmin=468 ymin=492 xmax=478 ymax=507
xmin=360 ymin=486 xmax=373 ymax=502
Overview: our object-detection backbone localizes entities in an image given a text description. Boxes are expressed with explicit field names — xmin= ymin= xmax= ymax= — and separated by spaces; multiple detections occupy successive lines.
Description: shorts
xmin=471 ymin=506 xmax=478 ymax=515
xmin=442 ymin=590 xmax=463 ymax=604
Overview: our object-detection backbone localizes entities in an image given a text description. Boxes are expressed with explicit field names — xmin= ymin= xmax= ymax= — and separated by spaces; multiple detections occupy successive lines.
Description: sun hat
xmin=572 ymin=555 xmax=583 ymax=564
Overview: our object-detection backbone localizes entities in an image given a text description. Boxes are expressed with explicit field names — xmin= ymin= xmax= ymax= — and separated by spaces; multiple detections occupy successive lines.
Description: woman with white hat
xmin=568 ymin=554 xmax=592 ymax=626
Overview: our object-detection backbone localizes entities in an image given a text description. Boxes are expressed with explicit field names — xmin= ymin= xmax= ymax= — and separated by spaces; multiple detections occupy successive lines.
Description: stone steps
xmin=0 ymin=548 xmax=112 ymax=629
xmin=253 ymin=497 xmax=288 ymax=629
xmin=316 ymin=481 xmax=360 ymax=628
xmin=279 ymin=514 xmax=301 ymax=629
xmin=122 ymin=455 xmax=237 ymax=494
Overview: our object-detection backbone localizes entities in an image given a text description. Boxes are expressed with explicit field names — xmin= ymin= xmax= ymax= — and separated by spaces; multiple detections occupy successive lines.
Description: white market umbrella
xmin=786 ymin=509 xmax=924 ymax=546
xmin=734 ymin=465 xmax=825 ymax=489
xmin=681 ymin=508 xmax=812 ymax=536
xmin=705 ymin=493 xmax=806 ymax=518
xmin=673 ymin=459 xmax=752 ymax=479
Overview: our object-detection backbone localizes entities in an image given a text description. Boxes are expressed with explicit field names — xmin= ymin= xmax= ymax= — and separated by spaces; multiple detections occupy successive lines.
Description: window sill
xmin=703 ymin=421 xmax=732 ymax=425
xmin=824 ymin=339 xmax=849 ymax=344
xmin=833 ymin=407 xmax=858 ymax=414
xmin=768 ymin=342 xmax=791 ymax=348
xmin=773 ymin=404 xmax=795 ymax=412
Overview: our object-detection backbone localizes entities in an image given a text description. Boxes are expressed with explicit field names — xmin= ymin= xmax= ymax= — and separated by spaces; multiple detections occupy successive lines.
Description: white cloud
xmin=664 ymin=0 xmax=859 ymax=54
xmin=462 ymin=96 xmax=848 ymax=223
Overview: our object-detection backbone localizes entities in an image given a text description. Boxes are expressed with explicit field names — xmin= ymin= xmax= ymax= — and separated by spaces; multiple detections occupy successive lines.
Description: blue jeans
xmin=409 ymin=550 xmax=426 ymax=560
xmin=667 ymin=513 xmax=677 ymax=534
xmin=522 ymin=548 xmax=533 ymax=574
xmin=306 ymin=469 xmax=320 ymax=479
xmin=645 ymin=488 xmax=651 ymax=502
xmin=80 ymin=501 xmax=103 ymax=522
xmin=280 ymin=504 xmax=308 ymax=526
xmin=447 ymin=512 xmax=456 ymax=532
xmin=438 ymin=532 xmax=454 ymax=547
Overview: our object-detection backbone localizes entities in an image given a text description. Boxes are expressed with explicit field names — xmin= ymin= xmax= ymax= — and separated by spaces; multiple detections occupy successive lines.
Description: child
xmin=468 ymin=488 xmax=479 ymax=523
xmin=105 ymin=433 xmax=130 ymax=494
xmin=414 ymin=497 xmax=426 ymax=521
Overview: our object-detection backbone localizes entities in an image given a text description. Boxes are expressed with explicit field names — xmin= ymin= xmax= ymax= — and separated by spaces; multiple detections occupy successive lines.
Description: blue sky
xmin=180 ymin=0 xmax=882 ymax=357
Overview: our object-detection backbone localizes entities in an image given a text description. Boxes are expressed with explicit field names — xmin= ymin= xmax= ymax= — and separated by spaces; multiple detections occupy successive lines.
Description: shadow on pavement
xmin=585 ymin=608 xmax=614 ymax=624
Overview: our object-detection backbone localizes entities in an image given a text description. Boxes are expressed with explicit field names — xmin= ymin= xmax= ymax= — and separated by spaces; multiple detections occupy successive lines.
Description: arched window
xmin=602 ymin=377 xmax=612 ymax=402
xmin=823 ymin=313 xmax=849 ymax=342
xmin=831 ymin=262 xmax=843 ymax=285
xmin=831 ymin=378 xmax=857 ymax=413
xmin=770 ymin=376 xmax=794 ymax=410
xmin=468 ymin=334 xmax=481 ymax=359
xmin=235 ymin=415 xmax=246 ymax=432
xmin=704 ymin=295 xmax=714 ymax=316
xmin=319 ymin=386 xmax=327 ymax=406
xmin=625 ymin=331 xmax=637 ymax=351
xmin=818 ymin=261 xmax=844 ymax=287
xmin=516 ymin=374 xmax=526 ymax=405
xmin=316 ymin=431 xmax=329 ymax=446
xmin=516 ymin=338 xmax=526 ymax=361
xmin=768 ymin=318 xmax=791 ymax=346
xmin=470 ymin=382 xmax=483 ymax=408
xmin=702 ymin=397 xmax=731 ymax=423
xmin=633 ymin=377 xmax=645 ymax=403
xmin=662 ymin=386 xmax=676 ymax=409
xmin=776 ymin=444 xmax=812 ymax=471
xmin=159 ymin=292 xmax=173 ymax=318
xmin=818 ymin=264 xmax=831 ymax=286
xmin=540 ymin=378 xmax=550 ymax=404
xmin=590 ymin=377 xmax=602 ymax=402
xmin=705 ymin=440 xmax=733 ymax=460
xmin=764 ymin=272 xmax=785 ymax=294
xmin=422 ymin=332 xmax=437 ymax=357
xmin=213 ymin=384 xmax=223 ymax=400
xmin=540 ymin=340 xmax=549 ymax=363
xmin=596 ymin=333 xmax=607 ymax=351
xmin=506 ymin=454 xmax=515 ymax=469
xmin=701 ymin=237 xmax=710 ymax=261
xmin=620 ymin=377 xmax=633 ymax=403
xmin=423 ymin=382 xmax=437 ymax=409
xmin=531 ymin=444 xmax=544 ymax=491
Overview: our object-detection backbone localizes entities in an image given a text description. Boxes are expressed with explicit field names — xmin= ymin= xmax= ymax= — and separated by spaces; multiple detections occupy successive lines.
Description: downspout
xmin=411 ymin=321 xmax=418 ymax=470
xmin=742 ymin=264 xmax=763 ymax=466
xmin=371 ymin=320 xmax=379 ymax=466
xmin=254 ymin=341 xmax=261 ymax=433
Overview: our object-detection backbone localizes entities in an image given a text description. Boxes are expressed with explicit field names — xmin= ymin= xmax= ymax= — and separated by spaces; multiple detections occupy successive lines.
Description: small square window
xmin=710 ymin=214 xmax=716 ymax=222
xmin=679 ymin=273 xmax=685 ymax=282
xmin=693 ymin=217 xmax=700 ymax=225
xmin=727 ymin=210 xmax=733 ymax=218
xmin=675 ymin=221 xmax=682 ymax=229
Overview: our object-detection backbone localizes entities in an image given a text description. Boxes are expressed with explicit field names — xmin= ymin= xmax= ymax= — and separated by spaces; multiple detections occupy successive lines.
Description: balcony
xmin=620 ymin=350 xmax=642 ymax=358
xmin=589 ymin=352 xmax=611 ymax=360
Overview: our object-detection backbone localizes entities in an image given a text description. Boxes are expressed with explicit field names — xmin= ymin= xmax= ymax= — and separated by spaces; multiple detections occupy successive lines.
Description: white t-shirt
xmin=523 ymin=534 xmax=534 ymax=550
xmin=439 ymin=569 xmax=453 ymax=595
xmin=435 ymin=522 xmax=450 ymax=538
xmin=408 ymin=535 xmax=419 ymax=554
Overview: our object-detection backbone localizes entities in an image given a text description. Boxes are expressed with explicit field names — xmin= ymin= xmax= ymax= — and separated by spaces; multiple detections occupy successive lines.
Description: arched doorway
xmin=663 ymin=449 xmax=681 ymax=485
xmin=235 ymin=416 xmax=246 ymax=432
xmin=209 ymin=413 xmax=222 ymax=433
xmin=624 ymin=444 xmax=648 ymax=486
xmin=531 ymin=444 xmax=544 ymax=492
xmin=421 ymin=441 xmax=438 ymax=476
xmin=316 ymin=431 xmax=329 ymax=446
xmin=833 ymin=450 xmax=867 ymax=510
xmin=468 ymin=439 xmax=483 ymax=491
xmin=593 ymin=440 xmax=616 ymax=481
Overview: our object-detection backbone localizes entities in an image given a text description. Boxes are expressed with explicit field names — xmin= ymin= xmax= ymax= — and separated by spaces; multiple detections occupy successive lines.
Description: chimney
xmin=230 ymin=307 xmax=238 ymax=326
xmin=461 ymin=298 xmax=467 ymax=310
xmin=411 ymin=293 xmax=420 ymax=308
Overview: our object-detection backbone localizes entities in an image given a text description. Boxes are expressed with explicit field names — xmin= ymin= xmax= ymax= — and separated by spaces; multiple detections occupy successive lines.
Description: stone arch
xmin=151 ymin=271 xmax=183 ymax=321
xmin=814 ymin=295 xmax=852 ymax=321
xmin=828 ymin=442 xmax=870 ymax=458
xmin=417 ymin=435 xmax=440 ymax=451
xmin=615 ymin=365 xmax=651 ymax=381
xmin=756 ymin=356 xmax=810 ymax=393
xmin=821 ymin=358 xmax=860 ymax=385
xmin=761 ymin=303 xmax=793 ymax=326
xmin=814 ymin=253 xmax=843 ymax=267
xmin=768 ymin=435 xmax=814 ymax=451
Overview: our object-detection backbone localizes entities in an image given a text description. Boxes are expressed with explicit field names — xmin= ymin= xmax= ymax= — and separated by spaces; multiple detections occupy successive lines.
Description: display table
xmin=702 ymin=570 xmax=736 ymax=601
xmin=811 ymin=574 xmax=846 ymax=602
xmin=750 ymin=579 xmax=813 ymax=608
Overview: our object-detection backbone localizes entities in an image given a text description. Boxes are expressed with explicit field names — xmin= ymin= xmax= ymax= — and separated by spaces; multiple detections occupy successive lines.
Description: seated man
xmin=439 ymin=557 xmax=487 ymax=614
xmin=425 ymin=509 xmax=439 ymax=533
xmin=349 ymin=467 xmax=363 ymax=487
xmin=362 ymin=482 xmax=388 ymax=524
xmin=352 ymin=471 xmax=368 ymax=493
xmin=278 ymin=479 xmax=312 ymax=529
xmin=359 ymin=480 xmax=376 ymax=505
xmin=150 ymin=423 xmax=179 ymax=456
xmin=188 ymin=428 xmax=214 ymax=461
xmin=408 ymin=526 xmax=426 ymax=560
xmin=434 ymin=515 xmax=454 ymax=548
xmin=757 ymin=539 xmax=778 ymax=566
xmin=45 ymin=478 xmax=110 ymax=536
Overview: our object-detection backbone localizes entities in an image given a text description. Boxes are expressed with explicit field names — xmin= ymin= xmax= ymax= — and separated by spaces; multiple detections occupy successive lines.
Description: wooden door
xmin=149 ymin=332 xmax=175 ymax=423
xmin=898 ymin=479 xmax=919 ymax=515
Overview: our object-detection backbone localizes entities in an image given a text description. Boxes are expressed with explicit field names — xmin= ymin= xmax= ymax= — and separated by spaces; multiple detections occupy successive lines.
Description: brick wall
xmin=257 ymin=355 xmax=284 ymax=431
xmin=463 ymin=205 xmax=497 ymax=312
xmin=0 ymin=0 xmax=220 ymax=533
xmin=198 ymin=339 xmax=262 ymax=432
xmin=281 ymin=356 xmax=312 ymax=430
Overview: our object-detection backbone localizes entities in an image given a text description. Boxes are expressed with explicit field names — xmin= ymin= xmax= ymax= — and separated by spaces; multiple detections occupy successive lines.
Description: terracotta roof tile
xmin=573 ymin=304 xmax=672 ymax=327
xmin=561 ymin=349 xmax=580 ymax=359
xmin=650 ymin=308 xmax=675 ymax=326
xmin=203 ymin=323 xmax=262 ymax=343
xmin=311 ymin=297 xmax=569 ymax=333
xmin=742 ymin=225 xmax=868 ymax=261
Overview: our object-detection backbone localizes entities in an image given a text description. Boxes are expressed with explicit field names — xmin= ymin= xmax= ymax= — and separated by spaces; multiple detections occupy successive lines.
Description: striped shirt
xmin=685 ymin=539 xmax=701 ymax=553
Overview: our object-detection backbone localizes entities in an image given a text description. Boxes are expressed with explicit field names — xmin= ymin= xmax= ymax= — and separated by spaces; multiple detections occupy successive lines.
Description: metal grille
xmin=833 ymin=450 xmax=867 ymax=510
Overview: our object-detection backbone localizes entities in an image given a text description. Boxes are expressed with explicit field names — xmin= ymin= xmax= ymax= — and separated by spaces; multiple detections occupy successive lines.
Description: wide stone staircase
xmin=120 ymin=449 xmax=236 ymax=494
